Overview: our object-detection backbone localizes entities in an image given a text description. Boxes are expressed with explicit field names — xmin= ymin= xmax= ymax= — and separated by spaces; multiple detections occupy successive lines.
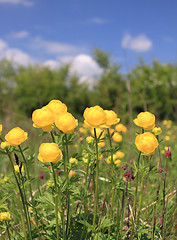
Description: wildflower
xmin=55 ymin=112 xmax=78 ymax=134
xmin=98 ymin=154 xmax=103 ymax=160
xmin=161 ymin=150 xmax=165 ymax=154
xmin=74 ymin=144 xmax=78 ymax=148
xmin=114 ymin=159 xmax=121 ymax=167
xmin=37 ymin=143 xmax=63 ymax=163
xmin=158 ymin=168 xmax=163 ymax=173
xmin=1 ymin=141 xmax=10 ymax=149
xmin=103 ymin=110 xmax=120 ymax=128
xmin=83 ymin=106 xmax=107 ymax=128
xmin=152 ymin=127 xmax=162 ymax=135
xmin=5 ymin=127 xmax=28 ymax=146
xmin=165 ymin=136 xmax=170 ymax=141
xmin=40 ymin=174 xmax=44 ymax=179
xmin=135 ymin=132 xmax=158 ymax=155
xmin=58 ymin=170 xmax=61 ymax=176
xmin=112 ymin=132 xmax=122 ymax=142
xmin=32 ymin=106 xmax=55 ymax=130
xmin=69 ymin=157 xmax=78 ymax=165
xmin=162 ymin=120 xmax=168 ymax=125
xmin=47 ymin=99 xmax=67 ymax=119
xmin=133 ymin=111 xmax=155 ymax=130
xmin=115 ymin=123 xmax=127 ymax=133
xmin=166 ymin=147 xmax=171 ymax=159
xmin=47 ymin=180 xmax=54 ymax=187
xmin=0 ymin=212 xmax=10 ymax=222
xmin=115 ymin=151 xmax=125 ymax=158
xmin=86 ymin=136 xmax=94 ymax=144
xmin=14 ymin=165 xmax=24 ymax=173
xmin=0 ymin=124 xmax=2 ymax=134
xmin=165 ymin=146 xmax=171 ymax=151
xmin=98 ymin=141 xmax=105 ymax=147
xmin=69 ymin=170 xmax=75 ymax=177
xmin=79 ymin=127 xmax=86 ymax=133
xmin=2 ymin=177 xmax=8 ymax=183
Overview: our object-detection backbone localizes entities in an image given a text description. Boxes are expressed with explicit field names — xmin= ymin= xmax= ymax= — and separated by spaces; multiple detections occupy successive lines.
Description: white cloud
xmin=3 ymin=49 xmax=33 ymax=66
xmin=0 ymin=38 xmax=33 ymax=66
xmin=32 ymin=37 xmax=85 ymax=55
xmin=0 ymin=39 xmax=8 ymax=52
xmin=0 ymin=0 xmax=33 ymax=6
xmin=122 ymin=33 xmax=152 ymax=52
xmin=69 ymin=54 xmax=103 ymax=84
xmin=43 ymin=60 xmax=60 ymax=70
xmin=10 ymin=30 xmax=29 ymax=39
xmin=91 ymin=17 xmax=108 ymax=24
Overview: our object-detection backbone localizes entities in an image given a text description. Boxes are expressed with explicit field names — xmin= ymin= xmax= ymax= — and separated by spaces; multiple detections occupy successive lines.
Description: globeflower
xmin=32 ymin=106 xmax=55 ymax=130
xmin=133 ymin=111 xmax=155 ymax=130
xmin=47 ymin=99 xmax=67 ymax=119
xmin=83 ymin=106 xmax=107 ymax=128
xmin=135 ymin=132 xmax=158 ymax=154
xmin=115 ymin=123 xmax=127 ymax=133
xmin=103 ymin=110 xmax=120 ymax=128
xmin=69 ymin=170 xmax=75 ymax=177
xmin=69 ymin=157 xmax=78 ymax=165
xmin=112 ymin=132 xmax=122 ymax=142
xmin=5 ymin=127 xmax=28 ymax=146
xmin=115 ymin=151 xmax=125 ymax=158
xmin=1 ymin=141 xmax=10 ymax=149
xmin=37 ymin=143 xmax=63 ymax=163
xmin=0 ymin=212 xmax=10 ymax=222
xmin=152 ymin=127 xmax=162 ymax=135
xmin=55 ymin=112 xmax=78 ymax=134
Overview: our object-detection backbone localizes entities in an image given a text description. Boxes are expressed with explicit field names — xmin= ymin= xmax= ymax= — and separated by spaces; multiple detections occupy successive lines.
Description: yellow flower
xmin=115 ymin=123 xmax=127 ymax=133
xmin=37 ymin=143 xmax=63 ymax=163
xmin=114 ymin=159 xmax=121 ymax=167
xmin=161 ymin=150 xmax=165 ymax=154
xmin=55 ymin=112 xmax=78 ymax=134
xmin=98 ymin=141 xmax=105 ymax=147
xmin=162 ymin=120 xmax=168 ymax=125
xmin=69 ymin=157 xmax=78 ymax=165
xmin=41 ymin=125 xmax=53 ymax=132
xmin=0 ymin=212 xmax=10 ymax=222
xmin=69 ymin=170 xmax=75 ymax=177
xmin=79 ymin=127 xmax=86 ymax=133
xmin=14 ymin=165 xmax=24 ymax=173
xmin=32 ymin=106 xmax=55 ymax=129
xmin=86 ymin=136 xmax=94 ymax=144
xmin=2 ymin=177 xmax=8 ymax=183
xmin=1 ymin=141 xmax=10 ymax=149
xmin=47 ymin=99 xmax=67 ymax=119
xmin=0 ymin=124 xmax=2 ymax=135
xmin=135 ymin=132 xmax=158 ymax=154
xmin=5 ymin=127 xmax=28 ymax=146
xmin=165 ymin=136 xmax=170 ymax=141
xmin=103 ymin=110 xmax=120 ymax=128
xmin=90 ymin=128 xmax=105 ymax=138
xmin=165 ymin=146 xmax=171 ymax=151
xmin=47 ymin=180 xmax=54 ymax=187
xmin=74 ymin=144 xmax=78 ymax=148
xmin=152 ymin=127 xmax=162 ymax=135
xmin=112 ymin=132 xmax=122 ymax=142
xmin=98 ymin=154 xmax=103 ymax=160
xmin=133 ymin=112 xmax=155 ymax=130
xmin=115 ymin=151 xmax=125 ymax=158
xmin=83 ymin=106 xmax=107 ymax=128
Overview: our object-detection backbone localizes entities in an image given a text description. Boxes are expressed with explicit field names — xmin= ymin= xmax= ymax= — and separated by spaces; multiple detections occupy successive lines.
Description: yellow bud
xmin=152 ymin=127 xmax=162 ymax=135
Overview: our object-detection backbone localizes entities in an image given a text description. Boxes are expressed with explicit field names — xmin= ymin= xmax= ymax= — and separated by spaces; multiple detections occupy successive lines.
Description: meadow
xmin=0 ymin=100 xmax=177 ymax=240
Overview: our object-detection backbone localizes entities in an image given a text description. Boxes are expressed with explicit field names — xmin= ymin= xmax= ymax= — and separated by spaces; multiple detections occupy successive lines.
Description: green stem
xmin=7 ymin=153 xmax=32 ymax=240
xmin=18 ymin=145 xmax=41 ymax=238
xmin=136 ymin=172 xmax=145 ymax=227
xmin=51 ymin=163 xmax=60 ymax=240
xmin=132 ymin=151 xmax=141 ymax=218
xmin=5 ymin=221 xmax=11 ymax=240
xmin=65 ymin=134 xmax=70 ymax=238
xmin=93 ymin=128 xmax=99 ymax=227
xmin=107 ymin=128 xmax=116 ymax=235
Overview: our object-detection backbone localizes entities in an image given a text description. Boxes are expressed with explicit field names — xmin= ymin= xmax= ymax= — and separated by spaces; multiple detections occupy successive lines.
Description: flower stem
xmin=18 ymin=145 xmax=41 ymax=238
xmin=51 ymin=163 xmax=60 ymax=240
xmin=7 ymin=153 xmax=32 ymax=240
xmin=107 ymin=128 xmax=116 ymax=235
xmin=93 ymin=128 xmax=99 ymax=227
xmin=5 ymin=221 xmax=11 ymax=240
xmin=132 ymin=151 xmax=141 ymax=218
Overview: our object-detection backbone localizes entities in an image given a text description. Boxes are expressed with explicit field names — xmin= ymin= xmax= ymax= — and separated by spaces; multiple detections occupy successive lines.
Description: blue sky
xmin=0 ymin=0 xmax=177 ymax=80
